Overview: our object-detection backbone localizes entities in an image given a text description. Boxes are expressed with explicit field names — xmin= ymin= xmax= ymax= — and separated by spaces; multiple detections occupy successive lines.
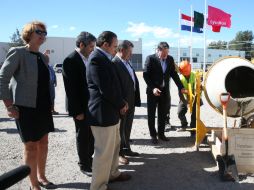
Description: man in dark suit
xmin=112 ymin=40 xmax=141 ymax=164
xmin=143 ymin=42 xmax=185 ymax=144
xmin=87 ymin=31 xmax=131 ymax=190
xmin=62 ymin=32 xmax=96 ymax=176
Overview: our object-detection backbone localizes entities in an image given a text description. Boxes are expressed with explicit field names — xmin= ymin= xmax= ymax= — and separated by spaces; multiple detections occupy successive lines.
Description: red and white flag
xmin=181 ymin=13 xmax=203 ymax=33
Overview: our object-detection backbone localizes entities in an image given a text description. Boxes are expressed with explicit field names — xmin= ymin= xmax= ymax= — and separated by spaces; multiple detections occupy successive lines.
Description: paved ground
xmin=1 ymin=72 xmax=254 ymax=190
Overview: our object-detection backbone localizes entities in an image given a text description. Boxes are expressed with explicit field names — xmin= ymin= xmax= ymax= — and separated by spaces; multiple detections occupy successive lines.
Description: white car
xmin=53 ymin=63 xmax=63 ymax=73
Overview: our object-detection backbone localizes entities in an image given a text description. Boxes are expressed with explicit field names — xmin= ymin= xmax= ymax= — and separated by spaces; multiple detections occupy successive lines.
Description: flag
xmin=211 ymin=25 xmax=221 ymax=32
xmin=206 ymin=21 xmax=221 ymax=32
xmin=181 ymin=13 xmax=203 ymax=33
xmin=207 ymin=5 xmax=231 ymax=28
xmin=193 ymin=10 xmax=220 ymax=32
xmin=181 ymin=25 xmax=203 ymax=33
xmin=194 ymin=11 xmax=204 ymax=28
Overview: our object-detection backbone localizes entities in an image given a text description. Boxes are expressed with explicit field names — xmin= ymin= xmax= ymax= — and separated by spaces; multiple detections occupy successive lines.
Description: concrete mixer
xmin=194 ymin=56 xmax=254 ymax=176
xmin=204 ymin=56 xmax=254 ymax=118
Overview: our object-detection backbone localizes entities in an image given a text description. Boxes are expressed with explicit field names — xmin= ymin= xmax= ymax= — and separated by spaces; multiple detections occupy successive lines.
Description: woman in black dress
xmin=0 ymin=21 xmax=56 ymax=190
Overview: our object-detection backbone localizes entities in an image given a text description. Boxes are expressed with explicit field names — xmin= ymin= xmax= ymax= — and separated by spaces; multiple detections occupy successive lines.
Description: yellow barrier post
xmin=195 ymin=71 xmax=207 ymax=151
xmin=188 ymin=83 xmax=193 ymax=114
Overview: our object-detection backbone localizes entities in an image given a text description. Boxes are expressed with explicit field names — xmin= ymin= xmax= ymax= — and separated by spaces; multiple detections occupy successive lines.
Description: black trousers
xmin=147 ymin=89 xmax=169 ymax=137
xmin=177 ymin=98 xmax=197 ymax=128
xmin=119 ymin=106 xmax=135 ymax=154
xmin=73 ymin=118 xmax=94 ymax=169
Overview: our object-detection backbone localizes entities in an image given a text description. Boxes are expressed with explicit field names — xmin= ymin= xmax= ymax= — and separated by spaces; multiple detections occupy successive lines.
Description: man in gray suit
xmin=112 ymin=40 xmax=141 ymax=164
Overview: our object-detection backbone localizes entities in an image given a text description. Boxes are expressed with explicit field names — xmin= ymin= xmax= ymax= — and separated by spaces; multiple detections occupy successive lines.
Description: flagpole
xmin=190 ymin=5 xmax=193 ymax=68
xmin=203 ymin=0 xmax=207 ymax=72
xmin=178 ymin=9 xmax=181 ymax=66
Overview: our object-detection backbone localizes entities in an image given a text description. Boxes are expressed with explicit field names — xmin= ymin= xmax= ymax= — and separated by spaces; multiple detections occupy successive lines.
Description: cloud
xmin=143 ymin=41 xmax=157 ymax=47
xmin=179 ymin=35 xmax=205 ymax=48
xmin=69 ymin=26 xmax=76 ymax=31
xmin=51 ymin=25 xmax=59 ymax=29
xmin=178 ymin=35 xmax=216 ymax=48
xmin=126 ymin=22 xmax=179 ymax=39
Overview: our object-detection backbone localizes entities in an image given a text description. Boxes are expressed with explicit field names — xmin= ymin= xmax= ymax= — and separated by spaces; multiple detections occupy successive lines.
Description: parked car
xmin=53 ymin=63 xmax=63 ymax=73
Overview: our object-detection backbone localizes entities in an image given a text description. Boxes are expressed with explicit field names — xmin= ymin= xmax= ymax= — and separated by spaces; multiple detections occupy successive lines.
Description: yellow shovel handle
xmin=188 ymin=83 xmax=193 ymax=113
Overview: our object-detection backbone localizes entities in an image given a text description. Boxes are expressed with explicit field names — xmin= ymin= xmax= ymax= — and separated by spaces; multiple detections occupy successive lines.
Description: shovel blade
xmin=227 ymin=155 xmax=239 ymax=182
xmin=217 ymin=155 xmax=239 ymax=182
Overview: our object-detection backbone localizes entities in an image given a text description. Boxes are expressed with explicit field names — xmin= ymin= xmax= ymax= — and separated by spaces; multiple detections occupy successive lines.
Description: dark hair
xmin=76 ymin=31 xmax=96 ymax=48
xmin=157 ymin=42 xmax=169 ymax=50
xmin=96 ymin=31 xmax=117 ymax=47
xmin=116 ymin=40 xmax=134 ymax=52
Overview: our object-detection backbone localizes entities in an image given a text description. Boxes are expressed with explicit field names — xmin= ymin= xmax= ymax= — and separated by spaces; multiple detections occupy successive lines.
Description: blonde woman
xmin=0 ymin=21 xmax=56 ymax=190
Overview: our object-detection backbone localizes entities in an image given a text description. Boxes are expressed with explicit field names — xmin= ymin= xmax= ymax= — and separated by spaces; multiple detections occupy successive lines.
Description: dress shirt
xmin=75 ymin=48 xmax=88 ymax=66
xmin=96 ymin=47 xmax=113 ymax=61
xmin=118 ymin=56 xmax=136 ymax=89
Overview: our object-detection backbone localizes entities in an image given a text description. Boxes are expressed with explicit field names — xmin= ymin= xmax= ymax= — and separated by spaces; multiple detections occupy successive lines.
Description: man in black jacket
xmin=87 ymin=31 xmax=131 ymax=190
xmin=143 ymin=42 xmax=185 ymax=144
xmin=112 ymin=40 xmax=141 ymax=164
xmin=62 ymin=32 xmax=96 ymax=176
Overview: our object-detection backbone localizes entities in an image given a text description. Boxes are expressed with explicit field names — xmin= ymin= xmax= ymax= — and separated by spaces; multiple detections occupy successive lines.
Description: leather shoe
xmin=158 ymin=135 xmax=169 ymax=141
xmin=151 ymin=137 xmax=158 ymax=144
xmin=38 ymin=181 xmax=57 ymax=189
xmin=119 ymin=155 xmax=129 ymax=165
xmin=80 ymin=167 xmax=92 ymax=177
xmin=176 ymin=127 xmax=186 ymax=132
xmin=109 ymin=172 xmax=131 ymax=183
xmin=124 ymin=150 xmax=139 ymax=157
xmin=51 ymin=110 xmax=59 ymax=115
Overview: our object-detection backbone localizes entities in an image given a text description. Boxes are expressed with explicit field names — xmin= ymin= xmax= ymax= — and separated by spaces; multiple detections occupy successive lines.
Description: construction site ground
xmin=1 ymin=72 xmax=254 ymax=190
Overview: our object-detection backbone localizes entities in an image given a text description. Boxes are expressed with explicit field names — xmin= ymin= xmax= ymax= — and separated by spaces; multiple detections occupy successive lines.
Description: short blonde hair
xmin=22 ymin=21 xmax=46 ymax=44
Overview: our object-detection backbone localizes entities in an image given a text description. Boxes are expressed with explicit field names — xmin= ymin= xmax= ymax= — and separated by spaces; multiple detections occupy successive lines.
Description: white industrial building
xmin=0 ymin=37 xmax=143 ymax=70
xmin=0 ymin=42 xmax=10 ymax=65
xmin=0 ymin=38 xmax=245 ymax=70
xmin=39 ymin=37 xmax=143 ymax=70
xmin=170 ymin=47 xmax=245 ymax=69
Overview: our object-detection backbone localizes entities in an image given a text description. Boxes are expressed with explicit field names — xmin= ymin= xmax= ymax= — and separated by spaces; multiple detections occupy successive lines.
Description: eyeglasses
xmin=35 ymin=29 xmax=47 ymax=36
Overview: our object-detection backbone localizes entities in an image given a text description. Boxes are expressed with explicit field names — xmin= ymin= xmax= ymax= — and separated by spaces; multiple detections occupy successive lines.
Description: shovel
xmin=216 ymin=92 xmax=239 ymax=182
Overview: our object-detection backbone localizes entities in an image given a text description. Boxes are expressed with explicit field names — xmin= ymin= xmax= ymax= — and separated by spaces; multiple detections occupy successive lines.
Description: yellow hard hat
xmin=179 ymin=60 xmax=191 ymax=76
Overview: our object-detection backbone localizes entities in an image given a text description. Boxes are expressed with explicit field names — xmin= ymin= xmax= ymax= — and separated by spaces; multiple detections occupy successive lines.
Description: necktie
xmin=126 ymin=61 xmax=136 ymax=89
xmin=161 ymin=59 xmax=166 ymax=73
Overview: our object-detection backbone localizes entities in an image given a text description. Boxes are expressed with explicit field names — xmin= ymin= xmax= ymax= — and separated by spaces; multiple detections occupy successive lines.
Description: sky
xmin=1 ymin=0 xmax=253 ymax=56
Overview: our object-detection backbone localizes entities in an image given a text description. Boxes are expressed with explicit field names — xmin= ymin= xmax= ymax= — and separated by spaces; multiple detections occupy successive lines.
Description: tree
xmin=9 ymin=29 xmax=24 ymax=48
xmin=228 ymin=30 xmax=253 ymax=60
xmin=2 ymin=29 xmax=25 ymax=53
xmin=208 ymin=40 xmax=227 ymax=49
xmin=2 ymin=29 xmax=25 ymax=54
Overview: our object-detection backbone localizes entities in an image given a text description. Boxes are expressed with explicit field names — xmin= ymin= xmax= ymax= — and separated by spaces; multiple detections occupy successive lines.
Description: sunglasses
xmin=35 ymin=29 xmax=47 ymax=36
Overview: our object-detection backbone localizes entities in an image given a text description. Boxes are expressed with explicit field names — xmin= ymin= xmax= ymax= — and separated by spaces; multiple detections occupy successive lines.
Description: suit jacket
xmin=0 ymin=46 xmax=48 ymax=108
xmin=62 ymin=50 xmax=89 ymax=117
xmin=143 ymin=54 xmax=183 ymax=94
xmin=112 ymin=56 xmax=141 ymax=108
xmin=86 ymin=48 xmax=126 ymax=127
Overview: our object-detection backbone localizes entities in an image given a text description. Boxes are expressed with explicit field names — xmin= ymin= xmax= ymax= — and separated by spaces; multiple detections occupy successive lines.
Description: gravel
xmin=1 ymin=72 xmax=254 ymax=190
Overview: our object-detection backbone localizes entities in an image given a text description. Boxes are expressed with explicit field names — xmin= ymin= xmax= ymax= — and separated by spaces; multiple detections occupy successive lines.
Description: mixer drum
xmin=204 ymin=57 xmax=254 ymax=117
